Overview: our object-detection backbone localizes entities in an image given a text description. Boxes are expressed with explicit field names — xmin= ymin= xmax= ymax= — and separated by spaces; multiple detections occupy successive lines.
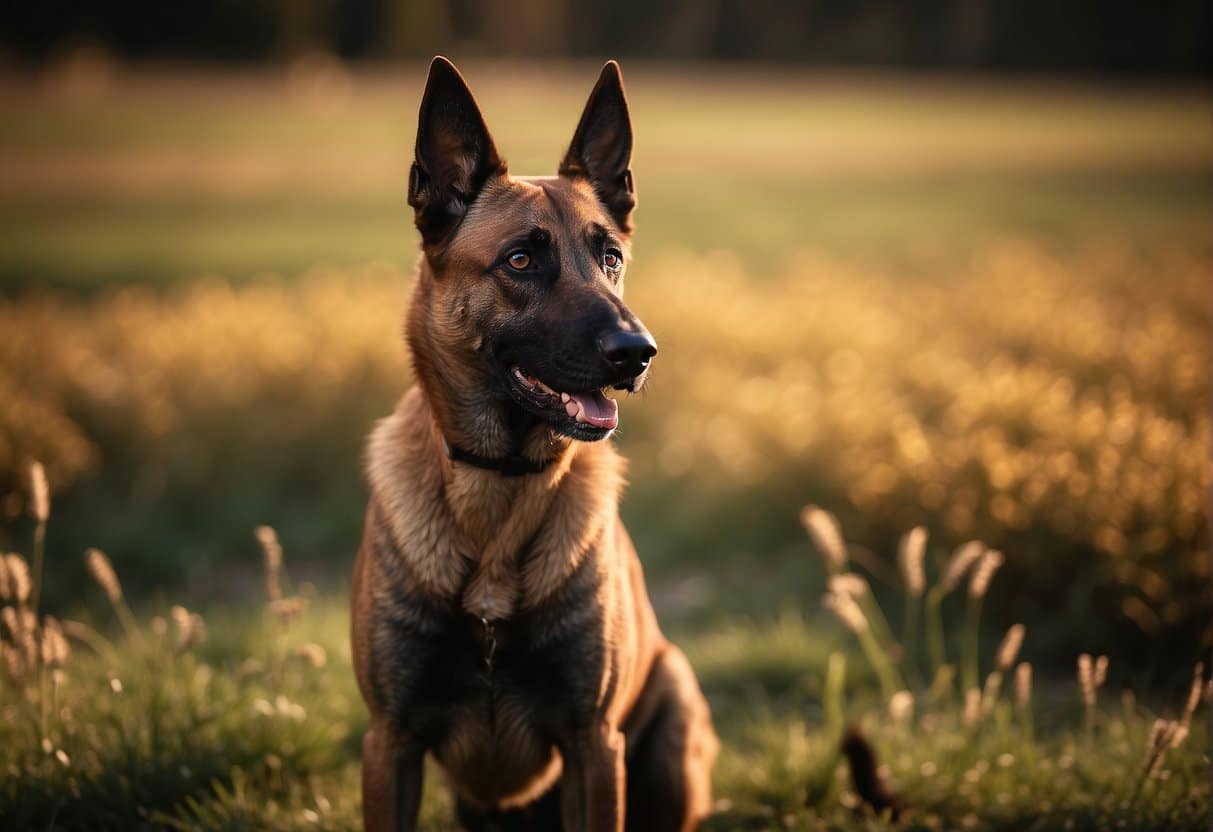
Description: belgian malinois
xmin=351 ymin=57 xmax=718 ymax=831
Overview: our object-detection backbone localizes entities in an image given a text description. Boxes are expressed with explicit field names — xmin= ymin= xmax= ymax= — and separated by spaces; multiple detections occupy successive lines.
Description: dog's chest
xmin=376 ymin=606 xmax=597 ymax=801
xmin=375 ymin=594 xmax=600 ymax=734
xmin=429 ymin=631 xmax=565 ymax=801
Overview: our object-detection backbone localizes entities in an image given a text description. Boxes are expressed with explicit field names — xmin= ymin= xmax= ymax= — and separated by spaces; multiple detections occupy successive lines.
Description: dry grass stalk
xmin=236 ymin=658 xmax=264 ymax=681
xmin=295 ymin=643 xmax=328 ymax=668
xmin=897 ymin=527 xmax=927 ymax=596
xmin=1167 ymin=721 xmax=1190 ymax=749
xmin=927 ymin=540 xmax=986 ymax=675
xmin=255 ymin=525 xmax=283 ymax=603
xmin=271 ymin=596 xmax=308 ymax=627
xmin=4 ymin=555 xmax=30 ymax=605
xmin=83 ymin=548 xmax=141 ymax=642
xmin=996 ymin=624 xmax=1026 ymax=671
xmin=968 ymin=550 xmax=1003 ymax=598
xmin=1181 ymin=662 xmax=1204 ymax=724
xmin=823 ymin=589 xmax=903 ymax=698
xmin=889 ymin=690 xmax=914 ymax=723
xmin=940 ymin=541 xmax=985 ymax=593
xmin=927 ymin=665 xmax=955 ymax=703
xmin=800 ymin=505 xmax=848 ymax=573
xmin=898 ymin=527 xmax=927 ymax=687
xmin=1 ymin=642 xmax=24 ymax=679
xmin=1015 ymin=662 xmax=1032 ymax=707
xmin=39 ymin=616 xmax=69 ymax=668
xmin=169 ymin=606 xmax=191 ymax=647
xmin=170 ymin=605 xmax=206 ymax=652
xmin=827 ymin=573 xmax=870 ymax=599
xmin=1078 ymin=654 xmax=1095 ymax=707
xmin=2 ymin=605 xmax=21 ymax=639
xmin=59 ymin=618 xmax=115 ymax=656
xmin=2 ymin=606 xmax=37 ymax=664
xmin=186 ymin=611 xmax=207 ymax=649
xmin=85 ymin=548 xmax=123 ymax=604
xmin=823 ymin=591 xmax=868 ymax=634
xmin=28 ymin=461 xmax=49 ymax=524
xmin=1145 ymin=719 xmax=1168 ymax=753
xmin=1141 ymin=718 xmax=1182 ymax=783
xmin=959 ymin=548 xmax=1003 ymax=693
xmin=26 ymin=461 xmax=50 ymax=620
xmin=981 ymin=671 xmax=1003 ymax=717
xmin=963 ymin=687 xmax=982 ymax=727
xmin=828 ymin=571 xmax=899 ymax=659
xmin=1079 ymin=653 xmax=1110 ymax=711
xmin=1168 ymin=661 xmax=1207 ymax=748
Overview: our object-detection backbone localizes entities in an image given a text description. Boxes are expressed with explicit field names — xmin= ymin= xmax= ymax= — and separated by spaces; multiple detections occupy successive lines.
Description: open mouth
xmin=509 ymin=365 xmax=620 ymax=436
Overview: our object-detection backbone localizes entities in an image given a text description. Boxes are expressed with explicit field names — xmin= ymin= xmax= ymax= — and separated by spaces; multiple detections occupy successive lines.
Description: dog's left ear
xmin=559 ymin=61 xmax=636 ymax=232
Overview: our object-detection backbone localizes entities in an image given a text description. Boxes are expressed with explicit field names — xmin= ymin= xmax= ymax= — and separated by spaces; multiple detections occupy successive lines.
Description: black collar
xmin=442 ymin=437 xmax=553 ymax=477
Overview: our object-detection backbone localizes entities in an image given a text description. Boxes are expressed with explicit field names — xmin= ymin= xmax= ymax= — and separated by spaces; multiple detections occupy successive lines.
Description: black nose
xmin=598 ymin=329 xmax=657 ymax=378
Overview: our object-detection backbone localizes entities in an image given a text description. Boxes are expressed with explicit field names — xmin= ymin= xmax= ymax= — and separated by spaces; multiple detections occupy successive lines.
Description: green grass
xmin=0 ymin=67 xmax=1208 ymax=289
xmin=2 ymin=573 xmax=1208 ymax=831
xmin=5 ymin=169 xmax=1207 ymax=292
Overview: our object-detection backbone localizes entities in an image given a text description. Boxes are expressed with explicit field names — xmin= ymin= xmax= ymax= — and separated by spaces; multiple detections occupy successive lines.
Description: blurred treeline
xmin=3 ymin=0 xmax=1209 ymax=76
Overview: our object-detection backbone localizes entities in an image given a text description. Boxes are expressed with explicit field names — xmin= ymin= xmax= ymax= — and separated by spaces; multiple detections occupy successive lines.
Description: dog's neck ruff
xmin=442 ymin=436 xmax=554 ymax=477
xmin=365 ymin=388 xmax=623 ymax=616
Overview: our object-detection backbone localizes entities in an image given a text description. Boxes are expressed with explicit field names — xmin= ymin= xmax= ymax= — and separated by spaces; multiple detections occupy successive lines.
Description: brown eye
xmin=604 ymin=250 xmax=622 ymax=270
xmin=507 ymin=250 xmax=531 ymax=270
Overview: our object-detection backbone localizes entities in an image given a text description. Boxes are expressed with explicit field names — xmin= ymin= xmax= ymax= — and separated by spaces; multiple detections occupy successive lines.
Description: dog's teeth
xmin=565 ymin=399 xmax=580 ymax=418
xmin=514 ymin=367 xmax=542 ymax=389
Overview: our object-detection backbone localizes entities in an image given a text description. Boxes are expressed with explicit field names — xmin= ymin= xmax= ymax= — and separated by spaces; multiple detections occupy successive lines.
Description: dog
xmin=350 ymin=57 xmax=718 ymax=832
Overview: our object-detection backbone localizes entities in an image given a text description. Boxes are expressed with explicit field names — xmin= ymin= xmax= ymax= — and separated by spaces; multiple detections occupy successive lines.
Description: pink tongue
xmin=571 ymin=391 xmax=619 ymax=429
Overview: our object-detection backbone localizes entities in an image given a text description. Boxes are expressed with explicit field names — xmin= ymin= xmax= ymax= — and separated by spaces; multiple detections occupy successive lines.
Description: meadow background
xmin=0 ymin=37 xmax=1210 ymax=832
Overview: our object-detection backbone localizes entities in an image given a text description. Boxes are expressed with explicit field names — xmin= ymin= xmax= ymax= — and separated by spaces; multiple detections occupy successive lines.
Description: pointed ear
xmin=408 ymin=57 xmax=505 ymax=248
xmin=558 ymin=61 xmax=636 ymax=232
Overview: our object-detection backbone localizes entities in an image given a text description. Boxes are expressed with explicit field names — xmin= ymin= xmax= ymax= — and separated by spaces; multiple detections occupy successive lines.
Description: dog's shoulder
xmin=365 ymin=387 xmax=433 ymax=493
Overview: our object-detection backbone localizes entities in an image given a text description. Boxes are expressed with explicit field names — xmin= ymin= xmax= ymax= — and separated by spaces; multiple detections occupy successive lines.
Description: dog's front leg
xmin=560 ymin=726 xmax=626 ymax=832
xmin=362 ymin=719 xmax=423 ymax=832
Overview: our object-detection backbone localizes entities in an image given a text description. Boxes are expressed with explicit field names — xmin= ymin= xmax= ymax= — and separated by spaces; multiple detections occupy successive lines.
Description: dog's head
xmin=405 ymin=57 xmax=653 ymax=443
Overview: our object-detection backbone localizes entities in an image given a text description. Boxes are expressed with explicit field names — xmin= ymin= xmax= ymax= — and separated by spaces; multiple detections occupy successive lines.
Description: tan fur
xmin=352 ymin=58 xmax=716 ymax=832
xmin=365 ymin=387 xmax=617 ymax=619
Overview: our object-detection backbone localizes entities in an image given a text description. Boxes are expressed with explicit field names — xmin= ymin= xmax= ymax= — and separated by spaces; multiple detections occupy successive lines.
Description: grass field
xmin=0 ymin=62 xmax=1210 ymax=829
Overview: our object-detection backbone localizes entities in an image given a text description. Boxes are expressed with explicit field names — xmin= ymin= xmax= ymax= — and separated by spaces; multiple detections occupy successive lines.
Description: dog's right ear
xmin=408 ymin=57 xmax=504 ymax=249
